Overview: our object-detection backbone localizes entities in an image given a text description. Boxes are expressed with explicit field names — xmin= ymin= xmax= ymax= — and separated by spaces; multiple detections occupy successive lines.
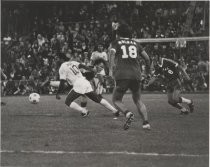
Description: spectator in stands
xmin=1 ymin=1 xmax=209 ymax=94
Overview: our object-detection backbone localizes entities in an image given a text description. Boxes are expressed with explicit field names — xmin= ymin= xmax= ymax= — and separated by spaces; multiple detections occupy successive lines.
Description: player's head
xmin=116 ymin=23 xmax=132 ymax=38
xmin=97 ymin=43 xmax=104 ymax=52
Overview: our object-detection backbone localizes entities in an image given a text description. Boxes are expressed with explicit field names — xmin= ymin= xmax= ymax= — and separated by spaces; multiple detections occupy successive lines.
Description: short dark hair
xmin=116 ymin=23 xmax=132 ymax=38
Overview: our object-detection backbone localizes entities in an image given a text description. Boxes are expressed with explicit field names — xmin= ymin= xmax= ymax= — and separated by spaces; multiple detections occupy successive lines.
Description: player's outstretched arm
xmin=108 ymin=47 xmax=116 ymax=77
xmin=178 ymin=65 xmax=190 ymax=80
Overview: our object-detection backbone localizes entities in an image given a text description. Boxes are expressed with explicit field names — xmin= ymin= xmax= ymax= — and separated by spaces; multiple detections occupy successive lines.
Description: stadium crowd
xmin=1 ymin=1 xmax=209 ymax=96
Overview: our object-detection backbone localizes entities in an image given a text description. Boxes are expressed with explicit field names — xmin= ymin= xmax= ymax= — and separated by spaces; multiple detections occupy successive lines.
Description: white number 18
xmin=121 ymin=45 xmax=137 ymax=58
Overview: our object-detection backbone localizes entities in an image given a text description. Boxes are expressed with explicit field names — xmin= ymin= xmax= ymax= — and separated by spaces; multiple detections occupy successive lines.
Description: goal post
xmin=133 ymin=36 xmax=209 ymax=43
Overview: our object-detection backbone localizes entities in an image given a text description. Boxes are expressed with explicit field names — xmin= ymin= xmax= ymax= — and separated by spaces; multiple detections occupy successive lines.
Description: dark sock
xmin=143 ymin=121 xmax=149 ymax=125
xmin=81 ymin=102 xmax=87 ymax=108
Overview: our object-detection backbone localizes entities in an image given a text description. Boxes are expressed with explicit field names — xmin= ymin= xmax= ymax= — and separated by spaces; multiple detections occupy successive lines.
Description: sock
xmin=143 ymin=121 xmax=149 ymax=125
xmin=100 ymin=99 xmax=118 ymax=113
xmin=125 ymin=111 xmax=133 ymax=118
xmin=181 ymin=97 xmax=192 ymax=104
xmin=70 ymin=102 xmax=87 ymax=114
xmin=81 ymin=102 xmax=87 ymax=108
xmin=124 ymin=110 xmax=130 ymax=116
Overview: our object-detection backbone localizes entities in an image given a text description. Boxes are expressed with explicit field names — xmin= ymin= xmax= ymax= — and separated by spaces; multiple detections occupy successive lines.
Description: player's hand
xmin=56 ymin=94 xmax=61 ymax=100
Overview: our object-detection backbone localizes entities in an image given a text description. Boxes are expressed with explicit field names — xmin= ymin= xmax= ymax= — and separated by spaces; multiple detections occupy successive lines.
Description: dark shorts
xmin=113 ymin=79 xmax=141 ymax=101
xmin=167 ymin=79 xmax=182 ymax=93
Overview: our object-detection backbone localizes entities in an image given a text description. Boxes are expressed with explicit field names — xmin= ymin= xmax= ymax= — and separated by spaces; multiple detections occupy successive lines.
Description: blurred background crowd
xmin=1 ymin=1 xmax=209 ymax=96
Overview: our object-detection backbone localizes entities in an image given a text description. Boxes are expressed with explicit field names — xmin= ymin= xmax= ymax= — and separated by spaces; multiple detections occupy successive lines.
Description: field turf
xmin=1 ymin=93 xmax=209 ymax=167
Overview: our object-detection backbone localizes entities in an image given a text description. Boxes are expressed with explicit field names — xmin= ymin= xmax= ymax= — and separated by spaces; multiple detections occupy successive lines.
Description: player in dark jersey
xmin=148 ymin=56 xmax=194 ymax=114
xmin=109 ymin=23 xmax=151 ymax=130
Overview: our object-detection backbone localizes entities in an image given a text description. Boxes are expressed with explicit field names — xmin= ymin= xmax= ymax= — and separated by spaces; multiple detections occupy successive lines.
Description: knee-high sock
xmin=100 ymin=99 xmax=118 ymax=113
xmin=70 ymin=102 xmax=86 ymax=113
xmin=180 ymin=97 xmax=192 ymax=104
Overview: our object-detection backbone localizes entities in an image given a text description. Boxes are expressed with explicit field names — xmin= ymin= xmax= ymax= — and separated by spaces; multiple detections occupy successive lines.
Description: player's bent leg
xmin=80 ymin=95 xmax=89 ymax=117
xmin=65 ymin=89 xmax=88 ymax=115
xmin=179 ymin=97 xmax=194 ymax=113
xmin=85 ymin=91 xmax=118 ymax=115
xmin=167 ymin=90 xmax=188 ymax=114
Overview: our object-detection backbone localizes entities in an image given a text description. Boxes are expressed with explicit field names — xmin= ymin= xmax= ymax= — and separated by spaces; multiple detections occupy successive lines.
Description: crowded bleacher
xmin=1 ymin=1 xmax=209 ymax=95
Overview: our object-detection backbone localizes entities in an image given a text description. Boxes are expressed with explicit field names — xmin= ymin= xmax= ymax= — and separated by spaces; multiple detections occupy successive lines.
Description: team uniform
xmin=154 ymin=58 xmax=181 ymax=93
xmin=151 ymin=58 xmax=194 ymax=114
xmin=57 ymin=60 xmax=118 ymax=117
xmin=110 ymin=37 xmax=150 ymax=130
xmin=59 ymin=61 xmax=100 ymax=103
xmin=110 ymin=38 xmax=143 ymax=95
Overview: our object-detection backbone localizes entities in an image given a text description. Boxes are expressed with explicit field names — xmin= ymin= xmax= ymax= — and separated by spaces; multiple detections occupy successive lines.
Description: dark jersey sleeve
xmin=110 ymin=40 xmax=118 ymax=52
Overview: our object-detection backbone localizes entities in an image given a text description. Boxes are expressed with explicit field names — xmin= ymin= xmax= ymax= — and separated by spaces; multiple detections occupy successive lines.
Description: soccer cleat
xmin=188 ymin=100 xmax=194 ymax=113
xmin=123 ymin=113 xmax=134 ymax=130
xmin=142 ymin=124 xmax=151 ymax=130
xmin=81 ymin=110 xmax=90 ymax=117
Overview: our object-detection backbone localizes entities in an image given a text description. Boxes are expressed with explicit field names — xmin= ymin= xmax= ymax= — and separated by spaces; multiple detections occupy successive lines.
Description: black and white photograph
xmin=1 ymin=0 xmax=209 ymax=166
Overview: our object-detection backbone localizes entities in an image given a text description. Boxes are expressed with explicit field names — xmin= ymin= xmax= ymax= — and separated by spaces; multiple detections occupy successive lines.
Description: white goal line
xmin=1 ymin=150 xmax=208 ymax=158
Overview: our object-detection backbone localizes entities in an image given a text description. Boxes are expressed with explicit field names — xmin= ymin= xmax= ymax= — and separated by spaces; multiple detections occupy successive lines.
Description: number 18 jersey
xmin=110 ymin=38 xmax=144 ymax=80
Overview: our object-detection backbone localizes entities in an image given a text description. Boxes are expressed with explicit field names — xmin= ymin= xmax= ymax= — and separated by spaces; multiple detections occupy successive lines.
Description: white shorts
xmin=73 ymin=77 xmax=93 ymax=94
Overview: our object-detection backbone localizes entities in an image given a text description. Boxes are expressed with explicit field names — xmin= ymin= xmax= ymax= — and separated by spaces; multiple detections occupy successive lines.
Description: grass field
xmin=1 ymin=93 xmax=209 ymax=167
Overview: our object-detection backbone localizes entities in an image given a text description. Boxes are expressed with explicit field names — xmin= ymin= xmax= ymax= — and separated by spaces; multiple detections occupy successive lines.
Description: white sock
xmin=70 ymin=102 xmax=87 ymax=114
xmin=181 ymin=97 xmax=192 ymax=104
xmin=100 ymin=99 xmax=118 ymax=113
xmin=126 ymin=112 xmax=132 ymax=118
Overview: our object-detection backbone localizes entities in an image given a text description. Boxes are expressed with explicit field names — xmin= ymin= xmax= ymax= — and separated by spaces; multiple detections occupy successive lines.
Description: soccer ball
xmin=29 ymin=93 xmax=40 ymax=104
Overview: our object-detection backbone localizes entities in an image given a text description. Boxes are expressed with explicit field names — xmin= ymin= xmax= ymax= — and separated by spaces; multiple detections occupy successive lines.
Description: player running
xmin=56 ymin=56 xmax=119 ymax=118
xmin=109 ymin=23 xmax=151 ymax=130
xmin=147 ymin=56 xmax=194 ymax=114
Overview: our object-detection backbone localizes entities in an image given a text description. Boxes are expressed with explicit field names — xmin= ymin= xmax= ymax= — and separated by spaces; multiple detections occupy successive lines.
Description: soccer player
xmin=90 ymin=43 xmax=109 ymax=98
xmin=56 ymin=56 xmax=119 ymax=118
xmin=109 ymin=23 xmax=151 ymax=130
xmin=147 ymin=56 xmax=194 ymax=114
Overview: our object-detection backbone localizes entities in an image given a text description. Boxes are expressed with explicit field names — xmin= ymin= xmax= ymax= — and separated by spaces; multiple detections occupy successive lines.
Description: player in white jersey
xmin=56 ymin=56 xmax=119 ymax=117
xmin=90 ymin=43 xmax=109 ymax=97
